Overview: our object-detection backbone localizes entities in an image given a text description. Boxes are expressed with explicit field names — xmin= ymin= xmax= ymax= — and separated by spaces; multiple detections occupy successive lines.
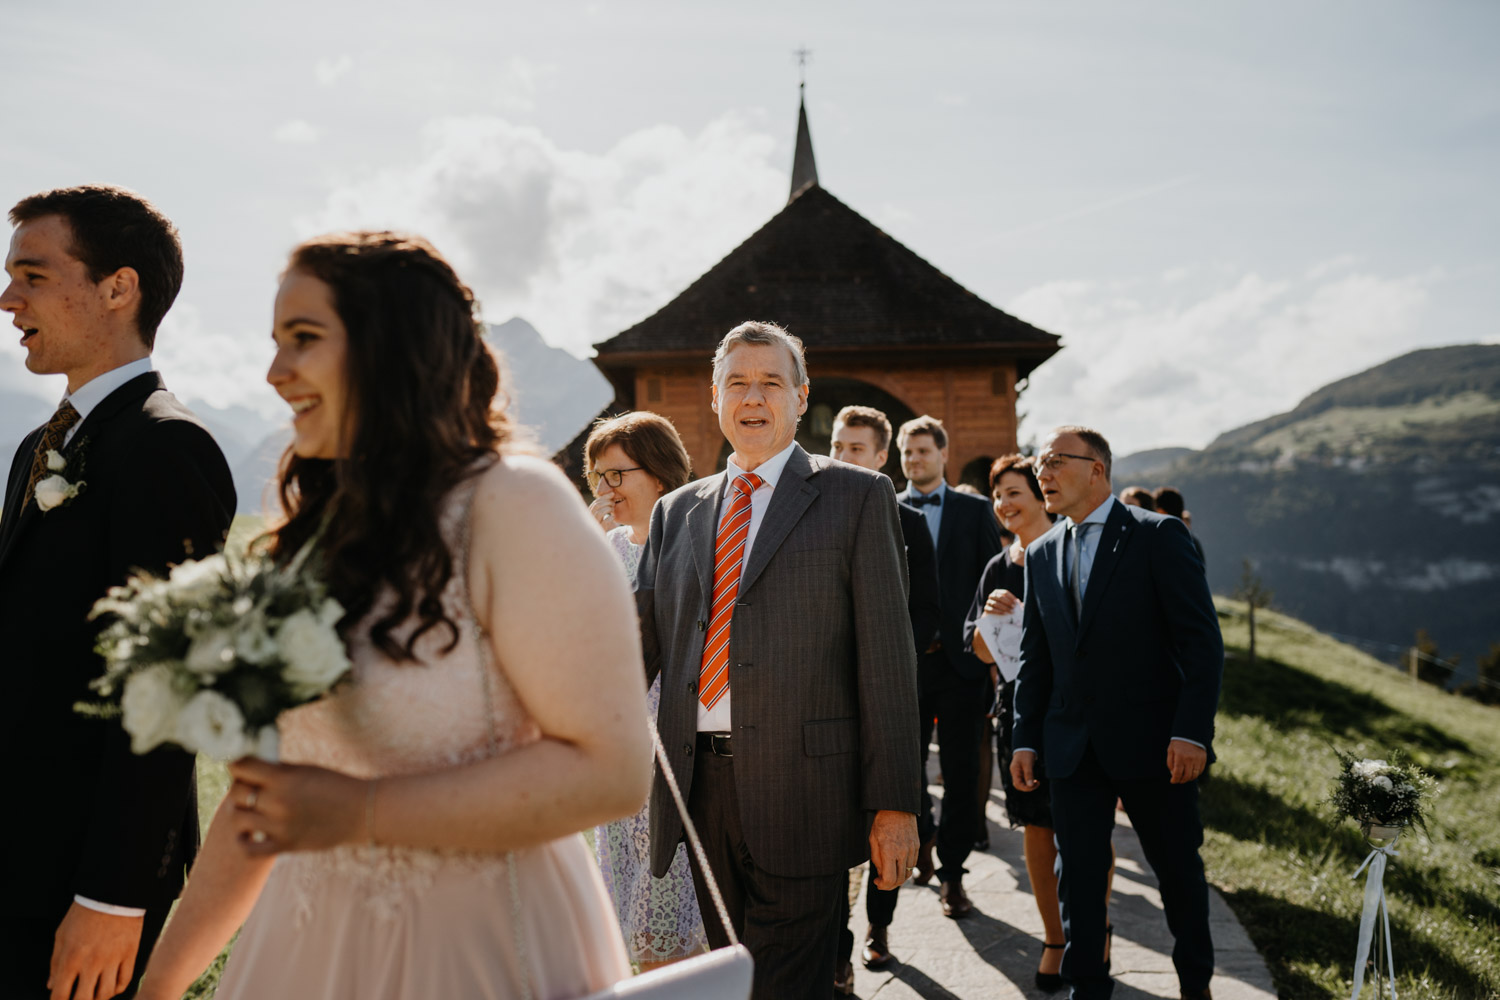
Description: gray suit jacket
xmin=636 ymin=444 xmax=921 ymax=878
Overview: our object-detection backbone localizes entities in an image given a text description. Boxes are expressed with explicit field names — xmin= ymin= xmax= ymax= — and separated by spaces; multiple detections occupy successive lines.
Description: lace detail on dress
xmin=274 ymin=465 xmax=540 ymax=923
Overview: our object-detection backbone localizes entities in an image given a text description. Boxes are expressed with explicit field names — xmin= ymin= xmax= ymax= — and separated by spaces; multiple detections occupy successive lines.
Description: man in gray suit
xmin=636 ymin=321 xmax=922 ymax=1000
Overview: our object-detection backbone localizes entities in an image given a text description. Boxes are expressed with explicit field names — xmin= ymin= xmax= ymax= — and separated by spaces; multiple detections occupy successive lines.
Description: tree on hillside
xmin=1459 ymin=642 xmax=1500 ymax=706
xmin=1233 ymin=559 xmax=1273 ymax=664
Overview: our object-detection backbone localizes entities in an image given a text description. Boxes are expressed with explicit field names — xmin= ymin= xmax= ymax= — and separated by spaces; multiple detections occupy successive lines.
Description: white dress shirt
xmin=697 ymin=441 xmax=798 ymax=733
xmin=61 ymin=357 xmax=155 ymax=918
xmin=904 ymin=479 xmax=946 ymax=551
xmin=61 ymin=357 xmax=155 ymax=448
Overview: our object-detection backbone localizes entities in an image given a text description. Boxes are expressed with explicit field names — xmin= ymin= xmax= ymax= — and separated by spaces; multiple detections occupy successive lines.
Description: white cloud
xmin=273 ymin=120 xmax=320 ymax=144
xmin=315 ymin=54 xmax=353 ymax=86
xmin=301 ymin=112 xmax=787 ymax=356
xmin=152 ymin=303 xmax=287 ymax=421
xmin=1011 ymin=262 xmax=1439 ymax=455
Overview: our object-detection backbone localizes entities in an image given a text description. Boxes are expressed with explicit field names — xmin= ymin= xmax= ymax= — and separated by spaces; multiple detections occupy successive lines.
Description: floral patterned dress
xmin=593 ymin=526 xmax=709 ymax=965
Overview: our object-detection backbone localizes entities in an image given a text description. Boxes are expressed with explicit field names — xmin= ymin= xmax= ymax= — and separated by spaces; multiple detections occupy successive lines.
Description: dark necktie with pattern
xmin=26 ymin=400 xmax=81 ymax=505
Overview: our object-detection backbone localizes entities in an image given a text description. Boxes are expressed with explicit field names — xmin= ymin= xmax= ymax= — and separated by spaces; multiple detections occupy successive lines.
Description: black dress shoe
xmin=939 ymin=879 xmax=974 ymax=918
xmin=833 ymin=958 xmax=855 ymax=994
xmin=1035 ymin=942 xmax=1065 ymax=993
xmin=861 ymin=924 xmax=892 ymax=969
xmin=1180 ymin=990 xmax=1212 ymax=1000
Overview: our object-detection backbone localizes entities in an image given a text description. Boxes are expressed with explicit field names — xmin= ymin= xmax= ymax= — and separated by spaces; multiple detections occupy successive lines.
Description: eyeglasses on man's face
xmin=1033 ymin=452 xmax=1098 ymax=474
xmin=587 ymin=466 xmax=643 ymax=493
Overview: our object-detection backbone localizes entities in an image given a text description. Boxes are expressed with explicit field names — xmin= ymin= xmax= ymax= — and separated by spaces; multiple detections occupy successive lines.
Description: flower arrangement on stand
xmin=77 ymin=540 xmax=350 ymax=761
xmin=1329 ymin=750 xmax=1437 ymax=1000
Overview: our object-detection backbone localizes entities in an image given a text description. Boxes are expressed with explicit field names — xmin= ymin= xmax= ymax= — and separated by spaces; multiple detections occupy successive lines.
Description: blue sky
xmin=5 ymin=1 xmax=1496 ymax=454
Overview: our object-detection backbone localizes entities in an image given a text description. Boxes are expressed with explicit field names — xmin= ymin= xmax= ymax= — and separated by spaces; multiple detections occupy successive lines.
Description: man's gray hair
xmin=1050 ymin=424 xmax=1113 ymax=481
xmin=712 ymin=321 xmax=809 ymax=388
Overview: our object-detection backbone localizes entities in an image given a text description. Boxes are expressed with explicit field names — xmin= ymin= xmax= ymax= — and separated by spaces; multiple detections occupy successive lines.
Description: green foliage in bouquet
xmin=79 ymin=539 xmax=351 ymax=760
xmin=1328 ymin=748 xmax=1437 ymax=831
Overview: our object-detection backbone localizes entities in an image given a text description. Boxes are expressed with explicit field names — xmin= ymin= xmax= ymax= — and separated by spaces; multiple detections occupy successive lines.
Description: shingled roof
xmin=592 ymin=183 xmax=1061 ymax=378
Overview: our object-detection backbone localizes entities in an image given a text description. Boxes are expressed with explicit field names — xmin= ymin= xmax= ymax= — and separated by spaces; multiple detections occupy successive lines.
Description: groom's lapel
xmin=0 ymin=372 xmax=163 ymax=573
xmin=0 ymin=426 xmax=46 ymax=559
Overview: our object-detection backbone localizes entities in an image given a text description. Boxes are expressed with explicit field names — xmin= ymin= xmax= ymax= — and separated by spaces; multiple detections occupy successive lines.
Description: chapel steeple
xmin=789 ymin=83 xmax=819 ymax=202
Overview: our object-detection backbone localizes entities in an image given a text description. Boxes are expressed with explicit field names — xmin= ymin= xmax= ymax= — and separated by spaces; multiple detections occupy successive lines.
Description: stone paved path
xmin=842 ymin=778 xmax=1277 ymax=999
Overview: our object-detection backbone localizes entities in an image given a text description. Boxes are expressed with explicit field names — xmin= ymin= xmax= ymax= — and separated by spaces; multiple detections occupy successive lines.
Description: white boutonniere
xmin=35 ymin=445 xmax=87 ymax=512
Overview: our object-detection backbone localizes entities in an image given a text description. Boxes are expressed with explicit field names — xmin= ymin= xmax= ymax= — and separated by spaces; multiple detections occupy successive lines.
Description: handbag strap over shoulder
xmin=646 ymin=717 xmax=740 ymax=947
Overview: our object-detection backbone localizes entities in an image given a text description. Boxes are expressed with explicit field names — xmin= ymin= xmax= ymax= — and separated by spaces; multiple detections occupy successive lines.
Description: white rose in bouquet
xmin=277 ymin=608 xmax=350 ymax=698
xmin=121 ymin=664 xmax=186 ymax=754
xmin=177 ymin=689 xmax=250 ymax=759
xmin=186 ymin=628 xmax=237 ymax=678
xmin=34 ymin=474 xmax=80 ymax=511
xmin=45 ymin=448 xmax=67 ymax=472
xmin=252 ymin=725 xmax=281 ymax=762
xmin=1372 ymin=775 xmax=1395 ymax=792
xmin=317 ymin=596 xmax=344 ymax=629
xmin=168 ymin=555 xmax=228 ymax=603
xmin=234 ymin=615 xmax=279 ymax=665
xmin=1351 ymin=759 xmax=1389 ymax=780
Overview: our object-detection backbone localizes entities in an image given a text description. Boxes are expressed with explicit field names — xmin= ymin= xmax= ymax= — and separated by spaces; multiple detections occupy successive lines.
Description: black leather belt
xmin=697 ymin=732 xmax=733 ymax=757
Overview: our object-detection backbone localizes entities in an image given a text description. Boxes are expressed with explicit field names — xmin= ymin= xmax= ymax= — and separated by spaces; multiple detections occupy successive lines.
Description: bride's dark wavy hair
xmin=268 ymin=231 xmax=513 ymax=661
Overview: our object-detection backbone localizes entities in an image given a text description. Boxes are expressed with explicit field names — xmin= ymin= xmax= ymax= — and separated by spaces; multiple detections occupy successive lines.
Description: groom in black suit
xmin=1011 ymin=426 xmax=1222 ymax=1000
xmin=0 ymin=186 xmax=235 ymax=999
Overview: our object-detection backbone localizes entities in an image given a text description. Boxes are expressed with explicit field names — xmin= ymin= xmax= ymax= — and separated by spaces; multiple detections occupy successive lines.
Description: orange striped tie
xmin=699 ymin=472 xmax=764 ymax=710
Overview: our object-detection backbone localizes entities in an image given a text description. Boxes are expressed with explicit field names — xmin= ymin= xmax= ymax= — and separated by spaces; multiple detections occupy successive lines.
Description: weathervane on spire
xmin=793 ymin=46 xmax=812 ymax=88
xmin=789 ymin=47 xmax=818 ymax=201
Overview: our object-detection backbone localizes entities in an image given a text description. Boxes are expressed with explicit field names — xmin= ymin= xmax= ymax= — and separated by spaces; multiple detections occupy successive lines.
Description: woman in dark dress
xmin=964 ymin=455 xmax=1114 ymax=992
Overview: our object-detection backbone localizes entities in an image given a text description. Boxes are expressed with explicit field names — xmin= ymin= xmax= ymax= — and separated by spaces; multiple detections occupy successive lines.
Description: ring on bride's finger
xmin=250 ymin=829 xmax=268 ymax=844
xmin=244 ymin=788 xmax=259 ymax=810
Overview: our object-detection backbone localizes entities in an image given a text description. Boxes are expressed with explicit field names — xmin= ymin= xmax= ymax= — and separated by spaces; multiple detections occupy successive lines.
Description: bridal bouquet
xmin=79 ymin=542 xmax=350 ymax=761
xmin=1329 ymin=749 xmax=1436 ymax=832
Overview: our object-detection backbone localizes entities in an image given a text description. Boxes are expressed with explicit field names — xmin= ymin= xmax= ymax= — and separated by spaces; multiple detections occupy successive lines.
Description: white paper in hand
xmin=977 ymin=604 xmax=1025 ymax=683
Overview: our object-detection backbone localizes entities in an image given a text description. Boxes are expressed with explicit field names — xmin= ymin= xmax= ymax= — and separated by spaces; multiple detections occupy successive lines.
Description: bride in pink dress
xmin=138 ymin=232 xmax=647 ymax=999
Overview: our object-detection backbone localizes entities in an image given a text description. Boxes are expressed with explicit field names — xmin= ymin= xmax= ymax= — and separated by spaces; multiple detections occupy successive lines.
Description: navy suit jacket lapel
xmin=1076 ymin=501 xmax=1134 ymax=641
xmin=738 ymin=445 xmax=819 ymax=596
xmin=1038 ymin=527 xmax=1076 ymax=646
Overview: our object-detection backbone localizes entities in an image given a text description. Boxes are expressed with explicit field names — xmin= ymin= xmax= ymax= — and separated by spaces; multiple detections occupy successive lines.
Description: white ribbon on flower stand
xmin=1348 ymin=828 xmax=1401 ymax=1000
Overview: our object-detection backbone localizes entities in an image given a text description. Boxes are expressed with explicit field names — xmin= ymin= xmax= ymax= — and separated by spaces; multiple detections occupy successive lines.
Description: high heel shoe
xmin=1035 ymin=942 xmax=1065 ymax=993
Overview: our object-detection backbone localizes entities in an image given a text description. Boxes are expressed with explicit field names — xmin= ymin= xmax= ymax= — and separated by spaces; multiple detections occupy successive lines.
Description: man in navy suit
xmin=885 ymin=415 xmax=1001 ymax=931
xmin=1011 ymin=426 xmax=1222 ymax=1000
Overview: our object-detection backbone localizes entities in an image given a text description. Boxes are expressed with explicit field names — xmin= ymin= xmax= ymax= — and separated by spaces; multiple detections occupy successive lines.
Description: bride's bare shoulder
xmin=469 ymin=453 xmax=591 ymax=545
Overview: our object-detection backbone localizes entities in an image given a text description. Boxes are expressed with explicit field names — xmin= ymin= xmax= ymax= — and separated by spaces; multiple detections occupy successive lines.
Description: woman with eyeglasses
xmin=582 ymin=412 xmax=708 ymax=970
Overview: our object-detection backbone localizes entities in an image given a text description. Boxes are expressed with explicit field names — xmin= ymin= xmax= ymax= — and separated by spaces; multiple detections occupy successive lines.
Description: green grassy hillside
xmin=1206 ymin=600 xmax=1500 ymax=999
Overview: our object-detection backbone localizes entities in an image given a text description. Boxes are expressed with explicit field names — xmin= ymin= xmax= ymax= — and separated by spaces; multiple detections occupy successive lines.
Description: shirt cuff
xmin=74 ymin=895 xmax=148 ymax=918
xmin=1170 ymin=737 xmax=1206 ymax=749
xmin=1012 ymin=747 xmax=1036 ymax=756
